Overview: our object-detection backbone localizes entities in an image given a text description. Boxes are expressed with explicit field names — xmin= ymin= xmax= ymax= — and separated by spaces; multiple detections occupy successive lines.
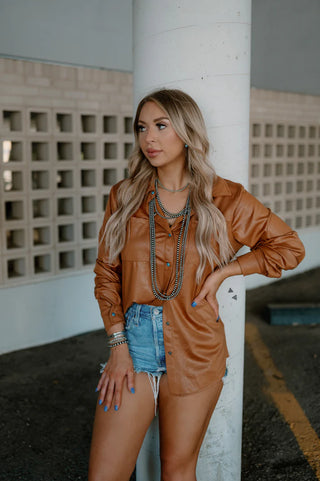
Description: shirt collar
xmin=146 ymin=175 xmax=232 ymax=197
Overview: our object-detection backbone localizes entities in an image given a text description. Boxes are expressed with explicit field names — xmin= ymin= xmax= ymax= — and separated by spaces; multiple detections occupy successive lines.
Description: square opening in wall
xmin=276 ymin=125 xmax=284 ymax=137
xmin=299 ymin=126 xmax=306 ymax=138
xmin=103 ymin=116 xmax=117 ymax=133
xmin=275 ymin=163 xmax=283 ymax=176
xmin=306 ymin=216 xmax=312 ymax=226
xmin=296 ymin=199 xmax=303 ymax=210
xmin=102 ymin=194 xmax=109 ymax=210
xmin=57 ymin=142 xmax=73 ymax=161
xmin=3 ymin=111 xmax=22 ymax=132
xmin=263 ymin=164 xmax=272 ymax=177
xmin=30 ymin=112 xmax=48 ymax=132
xmin=57 ymin=170 xmax=73 ymax=189
xmin=33 ymin=226 xmax=50 ymax=246
xmin=307 ymin=180 xmax=314 ymax=192
xmin=286 ymin=163 xmax=294 ymax=175
xmin=251 ymin=145 xmax=260 ymax=157
xmin=250 ymin=184 xmax=259 ymax=196
xmin=274 ymin=182 xmax=282 ymax=195
xmin=104 ymin=143 xmax=117 ymax=160
xmin=274 ymin=201 xmax=282 ymax=213
xmin=7 ymin=258 xmax=25 ymax=278
xmin=34 ymin=254 xmax=51 ymax=274
xmin=295 ymin=217 xmax=303 ymax=228
xmin=82 ymin=221 xmax=96 ymax=239
xmin=81 ymin=169 xmax=96 ymax=187
xmin=251 ymin=164 xmax=259 ymax=178
xmin=263 ymin=184 xmax=271 ymax=196
xmin=57 ymin=197 xmax=73 ymax=216
xmin=32 ymin=170 xmax=49 ymax=190
xmin=58 ymin=224 xmax=74 ymax=243
xmin=297 ymin=162 xmax=304 ymax=175
xmin=81 ymin=142 xmax=96 ymax=160
xmin=2 ymin=141 xmax=23 ymax=162
xmin=3 ymin=170 xmax=23 ymax=192
xmin=31 ymin=142 xmax=49 ymax=161
xmin=5 ymin=200 xmax=24 ymax=220
xmin=286 ymin=182 xmax=293 ymax=194
xmin=287 ymin=145 xmax=294 ymax=157
xmin=298 ymin=145 xmax=305 ymax=157
xmin=308 ymin=145 xmax=315 ymax=157
xmin=82 ymin=247 xmax=97 ymax=265
xmin=276 ymin=145 xmax=284 ymax=157
xmin=296 ymin=180 xmax=304 ymax=192
xmin=252 ymin=124 xmax=261 ymax=137
xmin=309 ymin=126 xmax=316 ymax=139
xmin=308 ymin=163 xmax=315 ymax=176
xmin=59 ymin=251 xmax=75 ymax=269
xmin=286 ymin=200 xmax=293 ymax=212
xmin=81 ymin=115 xmax=96 ymax=133
xmin=288 ymin=126 xmax=295 ymax=138
xmin=6 ymin=229 xmax=25 ymax=249
xmin=306 ymin=198 xmax=313 ymax=209
xmin=124 ymin=117 xmax=133 ymax=134
xmin=81 ymin=196 xmax=96 ymax=213
xmin=265 ymin=124 xmax=273 ymax=137
xmin=264 ymin=145 xmax=272 ymax=157
xmin=124 ymin=143 xmax=133 ymax=159
xmin=33 ymin=198 xmax=50 ymax=218
xmin=56 ymin=113 xmax=72 ymax=132
xmin=103 ymin=169 xmax=117 ymax=186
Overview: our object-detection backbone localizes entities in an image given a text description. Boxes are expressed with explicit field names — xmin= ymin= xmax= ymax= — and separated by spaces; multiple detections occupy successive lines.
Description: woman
xmin=89 ymin=89 xmax=305 ymax=481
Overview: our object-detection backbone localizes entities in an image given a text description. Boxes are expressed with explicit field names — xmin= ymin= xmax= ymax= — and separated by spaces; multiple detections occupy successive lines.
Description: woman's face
xmin=137 ymin=101 xmax=186 ymax=170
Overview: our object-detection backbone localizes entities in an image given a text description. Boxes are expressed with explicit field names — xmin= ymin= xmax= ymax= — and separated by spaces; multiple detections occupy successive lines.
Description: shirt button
xmin=166 ymin=262 xmax=170 ymax=266
xmin=166 ymin=321 xmax=170 ymax=326
xmin=111 ymin=312 xmax=116 ymax=317
xmin=151 ymin=190 xmax=155 ymax=195
xmin=168 ymin=233 xmax=172 ymax=237
xmin=154 ymin=309 xmax=160 ymax=315
xmin=168 ymin=351 xmax=172 ymax=355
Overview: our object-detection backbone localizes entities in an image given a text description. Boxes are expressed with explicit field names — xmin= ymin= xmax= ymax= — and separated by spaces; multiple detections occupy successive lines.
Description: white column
xmin=133 ymin=1 xmax=252 ymax=480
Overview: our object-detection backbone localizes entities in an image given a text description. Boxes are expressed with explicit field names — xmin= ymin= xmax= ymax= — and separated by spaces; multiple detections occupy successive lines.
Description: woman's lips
xmin=146 ymin=149 xmax=162 ymax=158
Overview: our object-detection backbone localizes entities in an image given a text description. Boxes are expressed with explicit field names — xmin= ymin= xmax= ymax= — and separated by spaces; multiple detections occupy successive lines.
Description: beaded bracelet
xmin=108 ymin=340 xmax=128 ymax=349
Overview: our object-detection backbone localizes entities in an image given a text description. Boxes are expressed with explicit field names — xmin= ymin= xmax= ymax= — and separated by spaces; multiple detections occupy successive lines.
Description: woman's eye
xmin=137 ymin=124 xmax=146 ymax=132
xmin=157 ymin=123 xmax=166 ymax=130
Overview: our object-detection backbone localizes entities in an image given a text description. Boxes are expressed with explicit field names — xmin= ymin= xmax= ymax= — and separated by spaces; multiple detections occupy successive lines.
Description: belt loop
xmin=135 ymin=303 xmax=142 ymax=323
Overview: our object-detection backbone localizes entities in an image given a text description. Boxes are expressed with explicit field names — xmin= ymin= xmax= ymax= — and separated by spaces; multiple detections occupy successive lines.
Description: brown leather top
xmin=94 ymin=177 xmax=305 ymax=395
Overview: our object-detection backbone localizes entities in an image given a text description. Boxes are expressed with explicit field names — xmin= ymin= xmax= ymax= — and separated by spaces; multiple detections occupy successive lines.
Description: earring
xmin=185 ymin=144 xmax=188 ymax=148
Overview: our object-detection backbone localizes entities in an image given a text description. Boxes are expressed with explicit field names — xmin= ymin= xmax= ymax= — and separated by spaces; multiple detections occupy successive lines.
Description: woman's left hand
xmin=191 ymin=271 xmax=223 ymax=320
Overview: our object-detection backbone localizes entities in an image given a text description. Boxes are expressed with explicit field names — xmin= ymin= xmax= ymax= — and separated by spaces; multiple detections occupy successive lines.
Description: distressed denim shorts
xmin=124 ymin=303 xmax=167 ymax=412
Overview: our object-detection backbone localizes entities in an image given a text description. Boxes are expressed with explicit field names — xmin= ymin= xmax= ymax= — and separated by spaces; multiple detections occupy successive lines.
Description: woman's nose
xmin=145 ymin=127 xmax=156 ymax=142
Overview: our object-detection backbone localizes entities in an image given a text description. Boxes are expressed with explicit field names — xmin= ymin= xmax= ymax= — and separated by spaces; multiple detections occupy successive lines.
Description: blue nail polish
xmin=98 ymin=399 xmax=102 ymax=405
xmin=95 ymin=387 xmax=99 ymax=392
xmin=104 ymin=406 xmax=108 ymax=412
xmin=131 ymin=387 xmax=135 ymax=394
xmin=114 ymin=405 xmax=118 ymax=411
xmin=191 ymin=301 xmax=197 ymax=307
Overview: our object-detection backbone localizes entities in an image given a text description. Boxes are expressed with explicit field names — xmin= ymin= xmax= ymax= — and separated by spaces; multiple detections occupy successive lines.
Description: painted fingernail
xmin=95 ymin=387 xmax=99 ymax=392
xmin=114 ymin=405 xmax=118 ymax=411
xmin=104 ymin=406 xmax=108 ymax=412
xmin=216 ymin=316 xmax=220 ymax=322
xmin=131 ymin=387 xmax=135 ymax=394
xmin=98 ymin=399 xmax=103 ymax=405
xmin=191 ymin=301 xmax=197 ymax=307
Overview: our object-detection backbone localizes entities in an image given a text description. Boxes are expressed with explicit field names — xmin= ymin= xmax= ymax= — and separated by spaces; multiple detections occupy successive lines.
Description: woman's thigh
xmin=158 ymin=375 xmax=223 ymax=478
xmin=88 ymin=372 xmax=155 ymax=481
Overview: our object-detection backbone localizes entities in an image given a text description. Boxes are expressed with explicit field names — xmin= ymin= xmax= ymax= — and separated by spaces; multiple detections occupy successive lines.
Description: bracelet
xmin=108 ymin=330 xmax=126 ymax=339
xmin=107 ymin=336 xmax=127 ymax=347
xmin=109 ymin=340 xmax=128 ymax=349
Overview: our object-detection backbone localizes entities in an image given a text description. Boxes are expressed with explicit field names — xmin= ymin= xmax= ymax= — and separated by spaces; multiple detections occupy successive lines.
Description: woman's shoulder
xmin=212 ymin=176 xmax=245 ymax=199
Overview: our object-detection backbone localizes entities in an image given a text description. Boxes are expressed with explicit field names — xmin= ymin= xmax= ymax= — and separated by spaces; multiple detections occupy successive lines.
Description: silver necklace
xmin=148 ymin=179 xmax=191 ymax=300
xmin=157 ymin=178 xmax=189 ymax=193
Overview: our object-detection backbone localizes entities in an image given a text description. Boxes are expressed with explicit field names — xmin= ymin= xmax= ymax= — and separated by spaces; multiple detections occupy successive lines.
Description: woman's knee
xmin=160 ymin=453 xmax=196 ymax=481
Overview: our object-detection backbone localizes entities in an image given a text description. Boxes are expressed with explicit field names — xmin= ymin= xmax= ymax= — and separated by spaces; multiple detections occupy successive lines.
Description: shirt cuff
xmin=236 ymin=251 xmax=264 ymax=276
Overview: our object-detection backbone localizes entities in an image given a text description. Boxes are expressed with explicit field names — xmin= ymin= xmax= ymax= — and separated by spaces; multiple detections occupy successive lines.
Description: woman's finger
xmin=104 ymin=378 xmax=115 ymax=412
xmin=113 ymin=376 xmax=125 ymax=411
xmin=127 ymin=369 xmax=135 ymax=394
xmin=98 ymin=374 xmax=109 ymax=405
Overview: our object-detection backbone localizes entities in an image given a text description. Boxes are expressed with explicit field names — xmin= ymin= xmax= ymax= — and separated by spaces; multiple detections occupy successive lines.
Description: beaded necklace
xmin=149 ymin=178 xmax=191 ymax=300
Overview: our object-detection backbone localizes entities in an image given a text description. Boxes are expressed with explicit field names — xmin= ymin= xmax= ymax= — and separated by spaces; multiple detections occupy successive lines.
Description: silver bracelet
xmin=109 ymin=340 xmax=128 ymax=349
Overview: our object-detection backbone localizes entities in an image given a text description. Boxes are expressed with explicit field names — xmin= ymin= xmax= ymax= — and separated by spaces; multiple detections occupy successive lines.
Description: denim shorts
xmin=125 ymin=303 xmax=166 ymax=413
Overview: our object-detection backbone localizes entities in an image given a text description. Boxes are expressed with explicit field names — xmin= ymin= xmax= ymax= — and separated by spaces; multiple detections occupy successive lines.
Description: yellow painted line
xmin=245 ymin=322 xmax=320 ymax=479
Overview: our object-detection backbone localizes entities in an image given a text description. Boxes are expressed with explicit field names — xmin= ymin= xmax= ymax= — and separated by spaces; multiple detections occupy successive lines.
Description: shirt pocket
xmin=122 ymin=217 xmax=150 ymax=261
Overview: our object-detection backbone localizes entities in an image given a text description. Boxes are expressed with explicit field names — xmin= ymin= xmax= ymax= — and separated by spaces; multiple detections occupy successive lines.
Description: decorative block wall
xmin=249 ymin=88 xmax=320 ymax=230
xmin=0 ymin=59 xmax=133 ymax=286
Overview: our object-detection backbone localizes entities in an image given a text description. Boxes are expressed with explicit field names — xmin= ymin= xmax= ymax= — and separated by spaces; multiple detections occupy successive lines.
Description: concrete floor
xmin=1 ymin=268 xmax=319 ymax=481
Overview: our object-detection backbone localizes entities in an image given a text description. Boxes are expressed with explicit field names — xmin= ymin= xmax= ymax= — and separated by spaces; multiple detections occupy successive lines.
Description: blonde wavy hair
xmin=101 ymin=88 xmax=233 ymax=283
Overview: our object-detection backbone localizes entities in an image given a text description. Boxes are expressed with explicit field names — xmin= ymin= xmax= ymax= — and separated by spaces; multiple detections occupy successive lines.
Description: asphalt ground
xmin=1 ymin=268 xmax=319 ymax=481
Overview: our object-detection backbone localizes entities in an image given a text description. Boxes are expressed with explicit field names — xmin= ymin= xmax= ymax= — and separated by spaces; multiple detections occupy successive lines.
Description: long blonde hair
xmin=101 ymin=88 xmax=233 ymax=283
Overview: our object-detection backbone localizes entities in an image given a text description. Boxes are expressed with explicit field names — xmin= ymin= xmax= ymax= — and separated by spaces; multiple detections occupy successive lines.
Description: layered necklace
xmin=149 ymin=178 xmax=191 ymax=300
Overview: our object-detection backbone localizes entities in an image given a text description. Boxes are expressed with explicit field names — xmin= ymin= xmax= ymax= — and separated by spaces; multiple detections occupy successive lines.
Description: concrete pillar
xmin=133 ymin=1 xmax=252 ymax=480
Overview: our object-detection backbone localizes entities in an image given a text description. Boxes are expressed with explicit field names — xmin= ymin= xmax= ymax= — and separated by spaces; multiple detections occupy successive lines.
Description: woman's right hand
xmin=96 ymin=344 xmax=135 ymax=412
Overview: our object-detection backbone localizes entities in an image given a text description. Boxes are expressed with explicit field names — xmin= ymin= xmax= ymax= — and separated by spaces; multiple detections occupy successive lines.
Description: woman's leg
xmin=158 ymin=375 xmax=223 ymax=481
xmin=88 ymin=372 xmax=155 ymax=481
